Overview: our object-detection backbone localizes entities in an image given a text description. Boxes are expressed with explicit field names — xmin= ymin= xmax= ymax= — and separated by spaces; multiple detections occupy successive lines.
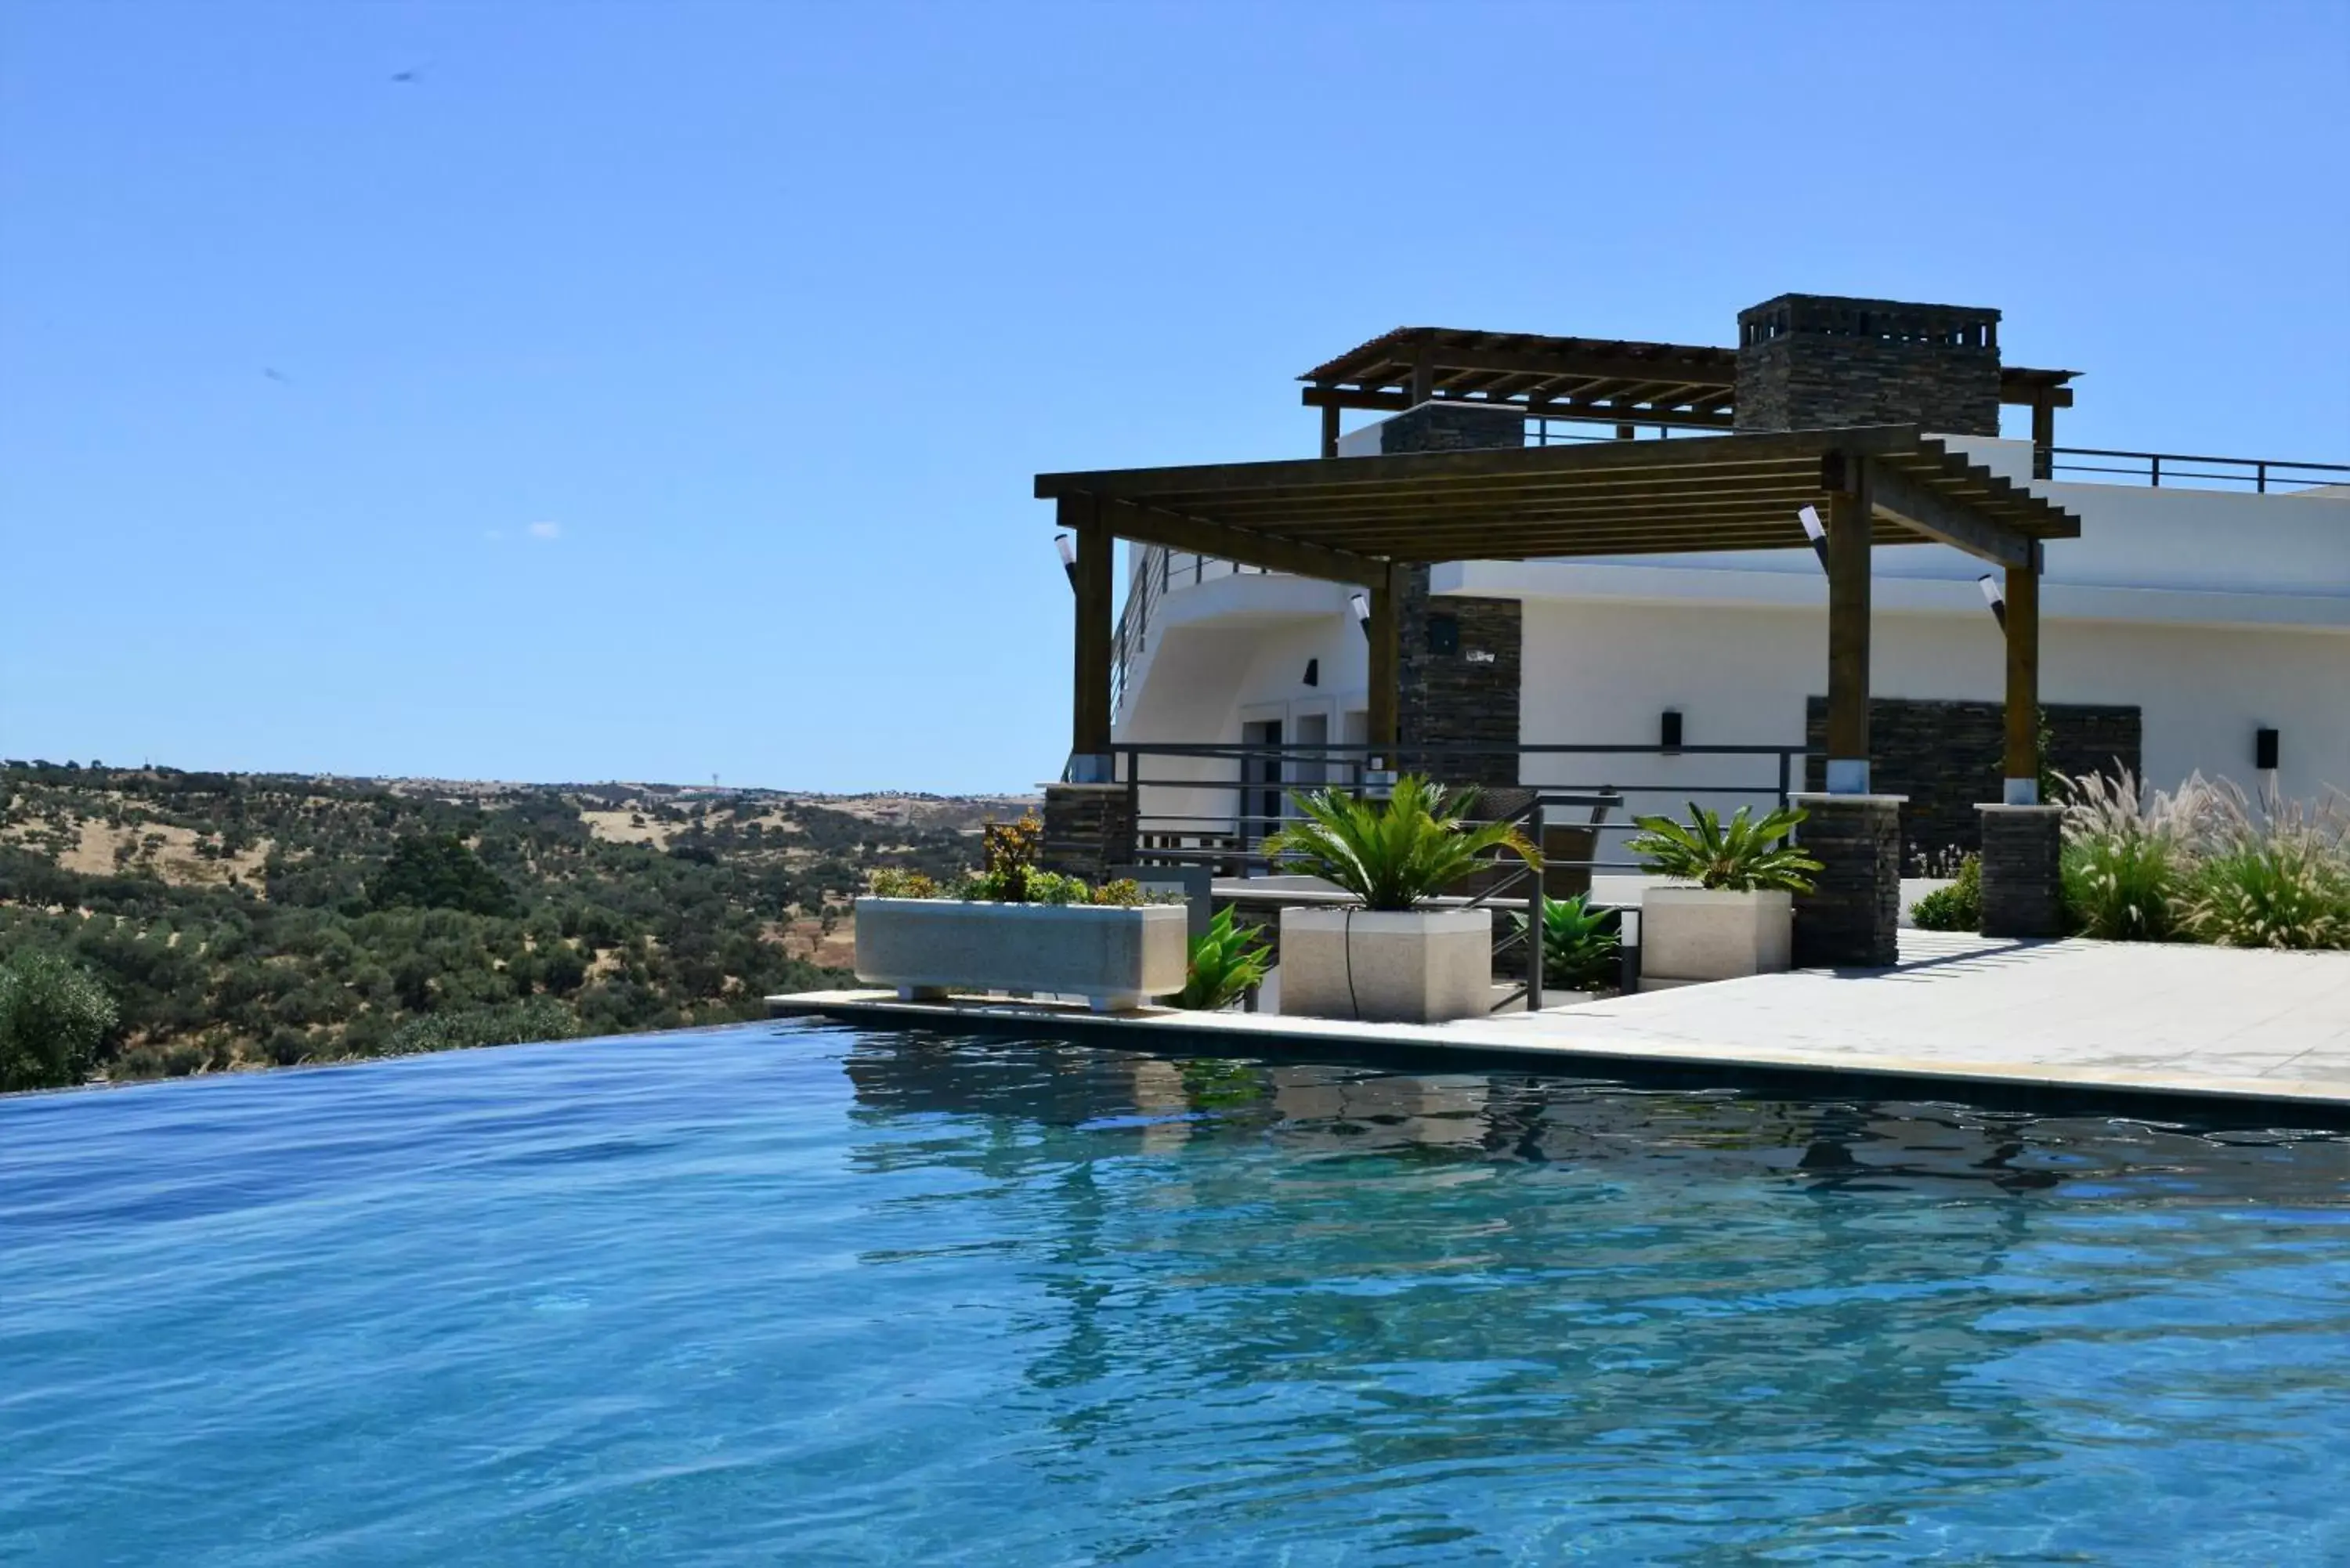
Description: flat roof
xmin=1036 ymin=424 xmax=2081 ymax=578
xmin=1302 ymin=325 xmax=2079 ymax=428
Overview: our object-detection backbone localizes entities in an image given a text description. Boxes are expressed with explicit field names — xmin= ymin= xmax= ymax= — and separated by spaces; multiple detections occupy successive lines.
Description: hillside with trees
xmin=0 ymin=762 xmax=1026 ymax=1087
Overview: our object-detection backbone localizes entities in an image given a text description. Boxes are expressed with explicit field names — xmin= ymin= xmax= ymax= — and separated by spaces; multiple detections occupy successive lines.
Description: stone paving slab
xmin=772 ymin=932 xmax=2350 ymax=1117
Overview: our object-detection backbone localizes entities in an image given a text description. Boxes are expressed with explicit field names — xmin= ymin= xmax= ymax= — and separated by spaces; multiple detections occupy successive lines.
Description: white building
xmin=1104 ymin=301 xmax=2349 ymax=865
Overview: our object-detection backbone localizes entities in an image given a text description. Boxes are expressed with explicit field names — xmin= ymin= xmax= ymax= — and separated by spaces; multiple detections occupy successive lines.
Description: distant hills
xmin=0 ymin=762 xmax=1035 ymax=1082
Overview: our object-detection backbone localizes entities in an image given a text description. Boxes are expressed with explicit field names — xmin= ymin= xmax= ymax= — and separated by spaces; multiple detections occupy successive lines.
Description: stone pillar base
xmin=1788 ymin=793 xmax=1905 ymax=968
xmin=1977 ymin=804 xmax=2066 ymax=937
xmin=1041 ymin=784 xmax=1136 ymax=883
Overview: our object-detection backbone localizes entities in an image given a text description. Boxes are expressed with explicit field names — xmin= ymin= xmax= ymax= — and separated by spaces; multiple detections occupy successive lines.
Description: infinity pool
xmin=5 ymin=1024 xmax=2348 ymax=1566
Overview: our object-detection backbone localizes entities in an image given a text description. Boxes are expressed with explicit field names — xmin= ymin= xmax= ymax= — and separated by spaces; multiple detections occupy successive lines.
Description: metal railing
xmin=1113 ymin=547 xmax=1275 ymax=716
xmin=2041 ymin=446 xmax=2350 ymax=494
xmin=1113 ymin=739 xmax=1814 ymax=874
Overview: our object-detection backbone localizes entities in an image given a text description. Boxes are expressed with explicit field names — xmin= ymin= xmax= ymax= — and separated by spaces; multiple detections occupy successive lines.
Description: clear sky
xmin=4 ymin=1 xmax=2345 ymax=793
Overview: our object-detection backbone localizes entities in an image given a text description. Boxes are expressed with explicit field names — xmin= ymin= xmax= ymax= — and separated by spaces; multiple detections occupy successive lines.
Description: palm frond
xmin=1261 ymin=775 xmax=1538 ymax=911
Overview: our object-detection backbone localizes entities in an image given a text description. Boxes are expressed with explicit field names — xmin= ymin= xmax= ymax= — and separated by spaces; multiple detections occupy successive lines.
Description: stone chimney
xmin=1735 ymin=294 xmax=2001 ymax=436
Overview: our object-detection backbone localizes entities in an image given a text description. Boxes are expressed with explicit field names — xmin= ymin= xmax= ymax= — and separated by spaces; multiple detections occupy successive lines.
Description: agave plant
xmin=1625 ymin=803 xmax=1820 ymax=893
xmin=1176 ymin=905 xmax=1273 ymax=1009
xmin=1260 ymin=775 xmax=1538 ymax=911
xmin=1508 ymin=893 xmax=1621 ymax=992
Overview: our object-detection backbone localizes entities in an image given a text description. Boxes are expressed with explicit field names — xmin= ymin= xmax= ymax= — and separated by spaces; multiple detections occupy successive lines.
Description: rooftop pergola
xmin=1299 ymin=326 xmax=2081 ymax=451
xmin=1036 ymin=424 xmax=2081 ymax=798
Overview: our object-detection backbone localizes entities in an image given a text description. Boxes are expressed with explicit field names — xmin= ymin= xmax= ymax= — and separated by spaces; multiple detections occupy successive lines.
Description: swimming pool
xmin=5 ymin=1022 xmax=2348 ymax=1565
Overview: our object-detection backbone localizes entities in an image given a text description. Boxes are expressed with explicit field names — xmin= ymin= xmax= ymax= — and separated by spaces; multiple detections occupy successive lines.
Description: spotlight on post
xmin=1053 ymin=532 xmax=1076 ymax=591
xmin=1796 ymin=505 xmax=1830 ymax=573
xmin=1349 ymin=590 xmax=1371 ymax=641
xmin=1977 ymin=573 xmax=2007 ymax=631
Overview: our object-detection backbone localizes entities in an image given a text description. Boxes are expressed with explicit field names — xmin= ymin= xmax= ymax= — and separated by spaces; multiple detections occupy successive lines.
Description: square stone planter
xmin=854 ymin=898 xmax=1188 ymax=1013
xmin=1278 ymin=906 xmax=1492 ymax=1024
xmin=1640 ymin=887 xmax=1793 ymax=985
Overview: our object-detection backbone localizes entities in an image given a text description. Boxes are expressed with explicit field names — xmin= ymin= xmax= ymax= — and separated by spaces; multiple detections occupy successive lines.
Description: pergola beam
xmin=1090 ymin=497 xmax=1387 ymax=587
xmin=1868 ymin=458 xmax=2034 ymax=568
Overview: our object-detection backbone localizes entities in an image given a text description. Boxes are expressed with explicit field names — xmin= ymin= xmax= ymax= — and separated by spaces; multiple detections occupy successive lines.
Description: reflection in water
xmin=843 ymin=1032 xmax=2350 ymax=1563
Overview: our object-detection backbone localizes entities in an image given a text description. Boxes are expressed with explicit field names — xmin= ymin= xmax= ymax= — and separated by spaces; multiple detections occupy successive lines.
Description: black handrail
xmin=2041 ymin=445 xmax=2348 ymax=494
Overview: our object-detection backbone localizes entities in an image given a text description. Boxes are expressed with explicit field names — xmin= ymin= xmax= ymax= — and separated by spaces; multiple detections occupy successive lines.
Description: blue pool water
xmin=5 ymin=1024 xmax=2349 ymax=1566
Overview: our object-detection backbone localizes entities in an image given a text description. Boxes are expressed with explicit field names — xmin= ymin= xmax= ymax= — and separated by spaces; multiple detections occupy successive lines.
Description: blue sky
xmin=4 ymin=1 xmax=2345 ymax=793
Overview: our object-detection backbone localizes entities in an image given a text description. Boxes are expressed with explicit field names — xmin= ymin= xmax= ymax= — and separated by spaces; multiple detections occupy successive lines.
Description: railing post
xmin=1525 ymin=801 xmax=1545 ymax=1012
xmin=2258 ymin=462 xmax=2269 ymax=495
xmin=2149 ymin=453 xmax=2161 ymax=488
xmin=1777 ymin=748 xmax=1793 ymax=813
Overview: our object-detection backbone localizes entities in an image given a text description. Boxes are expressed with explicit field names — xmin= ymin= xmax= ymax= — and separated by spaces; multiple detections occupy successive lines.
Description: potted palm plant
xmin=1260 ymin=775 xmax=1538 ymax=1023
xmin=1626 ymin=803 xmax=1820 ymax=985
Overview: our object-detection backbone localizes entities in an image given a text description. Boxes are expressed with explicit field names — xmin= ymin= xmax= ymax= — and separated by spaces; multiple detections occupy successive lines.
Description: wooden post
xmin=1614 ymin=422 xmax=1636 ymax=441
xmin=1409 ymin=342 xmax=1435 ymax=407
xmin=1319 ymin=402 xmax=1340 ymax=459
xmin=1066 ymin=497 xmax=1113 ymax=780
xmin=2030 ymin=396 xmax=2055 ymax=480
xmin=1365 ymin=562 xmax=1401 ymax=771
xmin=2003 ymin=551 xmax=2041 ymax=802
xmin=1824 ymin=461 xmax=1874 ymax=794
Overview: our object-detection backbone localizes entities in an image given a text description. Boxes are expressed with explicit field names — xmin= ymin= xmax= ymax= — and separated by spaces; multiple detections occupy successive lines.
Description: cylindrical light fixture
xmin=1796 ymin=505 xmax=1830 ymax=573
xmin=1349 ymin=590 xmax=1371 ymax=641
xmin=1053 ymin=532 xmax=1077 ymax=591
xmin=1977 ymin=573 xmax=2007 ymax=630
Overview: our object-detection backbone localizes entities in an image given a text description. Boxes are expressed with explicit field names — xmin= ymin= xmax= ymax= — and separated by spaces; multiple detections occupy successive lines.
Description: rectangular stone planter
xmin=1278 ymin=907 xmax=1492 ymax=1024
xmin=1640 ymin=887 xmax=1793 ymax=984
xmin=854 ymin=898 xmax=1188 ymax=1013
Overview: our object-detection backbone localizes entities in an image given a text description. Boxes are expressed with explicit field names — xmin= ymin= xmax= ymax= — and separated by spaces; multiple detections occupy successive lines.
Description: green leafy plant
xmin=1508 ymin=894 xmax=1620 ymax=992
xmin=1089 ymin=878 xmax=1147 ymax=907
xmin=0 ymin=950 xmax=118 ymax=1092
xmin=1177 ymin=905 xmax=1272 ymax=1009
xmin=1260 ymin=775 xmax=1538 ymax=912
xmin=868 ymin=868 xmax=938 ymax=899
xmin=1026 ymin=870 xmax=1090 ymax=905
xmin=980 ymin=813 xmax=1043 ymax=904
xmin=1910 ymin=854 xmax=1981 ymax=932
xmin=1625 ymin=803 xmax=1820 ymax=893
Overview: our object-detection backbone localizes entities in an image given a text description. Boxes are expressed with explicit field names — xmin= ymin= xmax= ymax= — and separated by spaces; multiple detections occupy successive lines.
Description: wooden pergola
xmin=1300 ymin=326 xmax=2081 ymax=463
xmin=1036 ymin=424 xmax=2081 ymax=797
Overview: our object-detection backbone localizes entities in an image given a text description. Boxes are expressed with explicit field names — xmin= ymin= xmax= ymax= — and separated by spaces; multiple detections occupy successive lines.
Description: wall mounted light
xmin=1349 ymin=591 xmax=1371 ymax=641
xmin=1661 ymin=709 xmax=1684 ymax=753
xmin=1303 ymin=657 xmax=1320 ymax=688
xmin=2256 ymin=728 xmax=2280 ymax=772
xmin=1054 ymin=532 xmax=1077 ymax=591
xmin=1796 ymin=505 xmax=1830 ymax=573
xmin=1977 ymin=573 xmax=2007 ymax=630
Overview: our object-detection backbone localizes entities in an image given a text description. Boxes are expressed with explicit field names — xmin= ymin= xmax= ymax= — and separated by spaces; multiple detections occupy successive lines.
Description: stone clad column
xmin=1041 ymin=784 xmax=1135 ymax=883
xmin=1977 ymin=804 xmax=2066 ymax=938
xmin=1789 ymin=793 xmax=1904 ymax=968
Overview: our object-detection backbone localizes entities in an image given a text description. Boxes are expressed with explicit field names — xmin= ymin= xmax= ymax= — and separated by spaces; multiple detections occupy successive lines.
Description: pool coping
xmin=765 ymin=989 xmax=2350 ymax=1130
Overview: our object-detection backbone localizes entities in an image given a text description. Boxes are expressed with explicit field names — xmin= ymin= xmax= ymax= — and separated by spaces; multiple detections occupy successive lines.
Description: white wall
xmin=1517 ymin=598 xmax=2350 ymax=803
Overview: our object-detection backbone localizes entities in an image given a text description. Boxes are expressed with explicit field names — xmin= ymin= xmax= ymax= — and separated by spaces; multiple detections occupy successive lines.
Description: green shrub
xmin=1261 ymin=775 xmax=1538 ymax=911
xmin=382 ymin=996 xmax=576 ymax=1057
xmin=1509 ymin=894 xmax=1620 ymax=991
xmin=2186 ymin=840 xmax=2350 ymax=950
xmin=1910 ymin=854 xmax=1981 ymax=932
xmin=2061 ymin=835 xmax=2188 ymax=941
xmin=979 ymin=813 xmax=1043 ymax=904
xmin=868 ymin=868 xmax=938 ymax=899
xmin=0 ymin=951 xmax=119 ymax=1091
xmin=367 ymin=833 xmax=517 ymax=917
xmin=1090 ymin=878 xmax=1147 ymax=908
xmin=2058 ymin=768 xmax=2196 ymax=940
xmin=1026 ymin=870 xmax=1090 ymax=905
xmin=1625 ymin=803 xmax=1820 ymax=893
xmin=1177 ymin=906 xmax=1271 ymax=1010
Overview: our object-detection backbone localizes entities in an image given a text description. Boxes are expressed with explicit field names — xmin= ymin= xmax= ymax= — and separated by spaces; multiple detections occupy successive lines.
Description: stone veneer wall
xmin=1040 ymin=784 xmax=1135 ymax=883
xmin=1803 ymin=698 xmax=2141 ymax=869
xmin=1734 ymin=294 xmax=2001 ymax=437
xmin=1377 ymin=403 xmax=1524 ymax=788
